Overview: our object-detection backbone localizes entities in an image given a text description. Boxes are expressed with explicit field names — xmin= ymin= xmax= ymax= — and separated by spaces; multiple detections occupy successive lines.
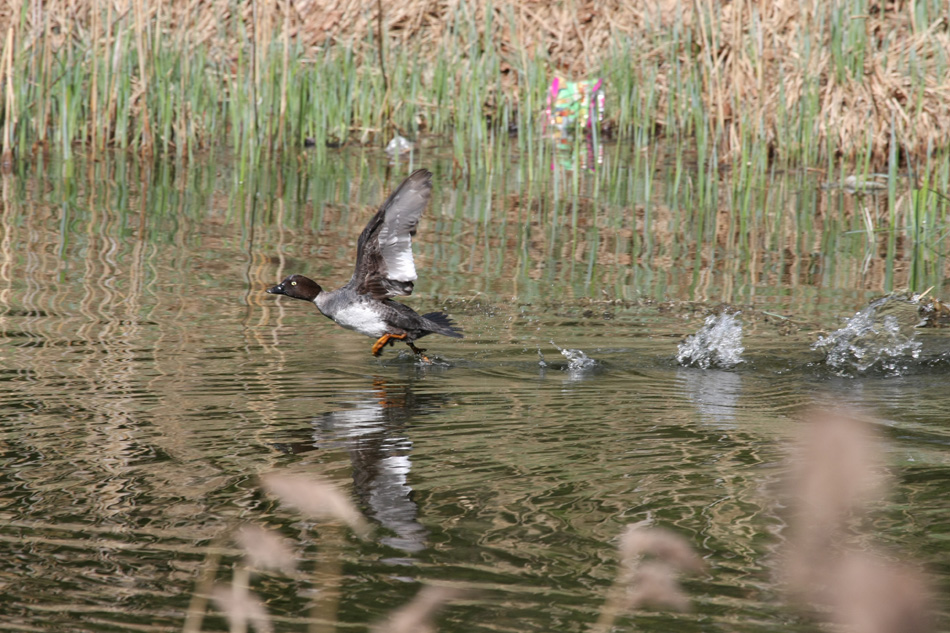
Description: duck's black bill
xmin=266 ymin=284 xmax=285 ymax=295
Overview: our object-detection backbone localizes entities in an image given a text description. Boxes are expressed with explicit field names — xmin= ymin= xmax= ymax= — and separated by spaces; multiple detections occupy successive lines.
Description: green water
xmin=0 ymin=147 xmax=948 ymax=632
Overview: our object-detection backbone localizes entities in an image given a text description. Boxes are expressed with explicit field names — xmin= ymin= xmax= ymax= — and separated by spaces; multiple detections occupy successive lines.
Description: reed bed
xmin=1 ymin=0 xmax=948 ymax=166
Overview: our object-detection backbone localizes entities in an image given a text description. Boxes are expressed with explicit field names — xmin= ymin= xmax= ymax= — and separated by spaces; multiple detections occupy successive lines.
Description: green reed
xmin=4 ymin=1 xmax=950 ymax=305
xmin=2 ymin=0 xmax=947 ymax=178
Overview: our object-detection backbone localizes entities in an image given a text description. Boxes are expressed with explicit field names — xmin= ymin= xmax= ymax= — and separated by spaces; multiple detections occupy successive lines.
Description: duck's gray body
xmin=267 ymin=169 xmax=462 ymax=356
xmin=314 ymin=287 xmax=459 ymax=342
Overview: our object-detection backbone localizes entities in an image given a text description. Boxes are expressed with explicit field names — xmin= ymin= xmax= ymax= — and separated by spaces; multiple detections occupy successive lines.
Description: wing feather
xmin=349 ymin=169 xmax=432 ymax=299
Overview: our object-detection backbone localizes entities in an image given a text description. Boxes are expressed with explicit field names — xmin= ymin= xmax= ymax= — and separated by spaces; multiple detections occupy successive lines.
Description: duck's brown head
xmin=266 ymin=274 xmax=322 ymax=302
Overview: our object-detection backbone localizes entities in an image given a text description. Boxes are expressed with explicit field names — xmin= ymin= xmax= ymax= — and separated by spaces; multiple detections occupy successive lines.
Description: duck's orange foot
xmin=371 ymin=332 xmax=407 ymax=356
xmin=407 ymin=341 xmax=430 ymax=363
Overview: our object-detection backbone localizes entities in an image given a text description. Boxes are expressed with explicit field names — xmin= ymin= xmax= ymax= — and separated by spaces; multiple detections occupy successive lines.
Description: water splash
xmin=813 ymin=295 xmax=923 ymax=375
xmin=551 ymin=340 xmax=599 ymax=371
xmin=537 ymin=346 xmax=548 ymax=369
xmin=676 ymin=313 xmax=744 ymax=369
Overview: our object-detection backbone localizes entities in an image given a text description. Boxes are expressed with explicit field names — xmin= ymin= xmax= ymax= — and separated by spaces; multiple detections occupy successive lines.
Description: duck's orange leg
xmin=407 ymin=341 xmax=430 ymax=362
xmin=371 ymin=332 xmax=407 ymax=356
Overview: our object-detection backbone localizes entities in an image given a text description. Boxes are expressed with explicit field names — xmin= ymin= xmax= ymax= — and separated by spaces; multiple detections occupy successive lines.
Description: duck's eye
xmin=291 ymin=281 xmax=297 ymax=286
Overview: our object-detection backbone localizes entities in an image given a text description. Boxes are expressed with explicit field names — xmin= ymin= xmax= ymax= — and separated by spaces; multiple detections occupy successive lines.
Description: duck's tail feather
xmin=421 ymin=311 xmax=464 ymax=338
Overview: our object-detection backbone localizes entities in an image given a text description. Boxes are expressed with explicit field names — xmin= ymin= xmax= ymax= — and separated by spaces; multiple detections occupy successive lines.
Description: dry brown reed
xmin=260 ymin=472 xmax=370 ymax=537
xmin=235 ymin=524 xmax=298 ymax=575
xmin=783 ymin=410 xmax=886 ymax=555
xmin=673 ymin=1 xmax=950 ymax=162
xmin=591 ymin=524 xmax=704 ymax=633
xmin=187 ymin=475 xmax=369 ymax=633
xmin=618 ymin=524 xmax=706 ymax=577
xmin=1 ymin=0 xmax=947 ymax=160
xmin=779 ymin=409 xmax=935 ymax=633
xmin=259 ymin=473 xmax=369 ymax=633
xmin=831 ymin=552 xmax=934 ymax=633
xmin=1 ymin=22 xmax=15 ymax=169
xmin=371 ymin=586 xmax=466 ymax=633
xmin=211 ymin=581 xmax=274 ymax=633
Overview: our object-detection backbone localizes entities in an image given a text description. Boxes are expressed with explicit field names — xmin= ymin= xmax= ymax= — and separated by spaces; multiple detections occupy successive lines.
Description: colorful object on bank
xmin=545 ymin=77 xmax=605 ymax=170
xmin=545 ymin=77 xmax=605 ymax=133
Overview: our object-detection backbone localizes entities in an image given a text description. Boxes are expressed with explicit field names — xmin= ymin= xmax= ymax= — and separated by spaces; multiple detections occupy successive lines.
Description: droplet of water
xmin=537 ymin=346 xmax=548 ymax=369
xmin=676 ymin=313 xmax=744 ymax=369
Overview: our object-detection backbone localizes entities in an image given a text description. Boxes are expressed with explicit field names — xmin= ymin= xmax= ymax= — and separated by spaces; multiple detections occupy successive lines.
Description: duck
xmin=267 ymin=169 xmax=462 ymax=359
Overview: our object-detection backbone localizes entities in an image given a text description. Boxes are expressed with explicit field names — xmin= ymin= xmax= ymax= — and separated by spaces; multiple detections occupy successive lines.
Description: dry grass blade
xmin=783 ymin=410 xmax=885 ymax=568
xmin=778 ymin=409 xmax=935 ymax=633
xmin=625 ymin=561 xmax=691 ymax=612
xmin=831 ymin=553 xmax=934 ymax=633
xmin=618 ymin=525 xmax=706 ymax=574
xmin=260 ymin=472 xmax=370 ymax=537
xmin=211 ymin=583 xmax=274 ymax=633
xmin=592 ymin=525 xmax=703 ymax=633
xmin=1 ymin=23 xmax=16 ymax=170
xmin=781 ymin=410 xmax=885 ymax=599
xmin=235 ymin=524 xmax=297 ymax=574
xmin=371 ymin=586 xmax=465 ymax=633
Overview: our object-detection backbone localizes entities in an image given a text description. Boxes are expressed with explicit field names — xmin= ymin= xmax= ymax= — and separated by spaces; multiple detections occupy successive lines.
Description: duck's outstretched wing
xmin=349 ymin=169 xmax=432 ymax=299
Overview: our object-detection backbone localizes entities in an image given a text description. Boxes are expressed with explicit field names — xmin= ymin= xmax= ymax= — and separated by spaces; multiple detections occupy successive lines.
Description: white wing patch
xmin=377 ymin=212 xmax=418 ymax=283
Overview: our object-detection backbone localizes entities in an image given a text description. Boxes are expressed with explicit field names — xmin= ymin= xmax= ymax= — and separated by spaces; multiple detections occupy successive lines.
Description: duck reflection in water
xmin=273 ymin=377 xmax=446 ymax=556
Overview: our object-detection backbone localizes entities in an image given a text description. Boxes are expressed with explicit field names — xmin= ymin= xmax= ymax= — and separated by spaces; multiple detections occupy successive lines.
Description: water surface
xmin=0 ymin=149 xmax=948 ymax=631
